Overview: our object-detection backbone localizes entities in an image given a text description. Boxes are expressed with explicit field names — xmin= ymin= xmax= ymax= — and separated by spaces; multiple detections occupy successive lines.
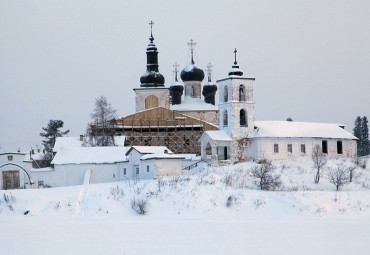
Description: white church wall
xmin=250 ymin=137 xmax=357 ymax=161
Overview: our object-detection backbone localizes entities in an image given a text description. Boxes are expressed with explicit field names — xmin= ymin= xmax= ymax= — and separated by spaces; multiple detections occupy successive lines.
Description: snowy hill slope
xmin=1 ymin=157 xmax=369 ymax=255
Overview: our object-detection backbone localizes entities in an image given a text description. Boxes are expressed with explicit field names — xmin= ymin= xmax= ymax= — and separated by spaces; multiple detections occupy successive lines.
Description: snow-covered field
xmin=1 ymin=158 xmax=369 ymax=255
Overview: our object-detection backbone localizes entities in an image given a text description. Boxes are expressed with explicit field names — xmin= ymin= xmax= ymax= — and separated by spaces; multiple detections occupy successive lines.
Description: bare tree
xmin=327 ymin=164 xmax=350 ymax=191
xmin=86 ymin=96 xmax=117 ymax=146
xmin=312 ymin=144 xmax=327 ymax=184
xmin=250 ymin=161 xmax=281 ymax=190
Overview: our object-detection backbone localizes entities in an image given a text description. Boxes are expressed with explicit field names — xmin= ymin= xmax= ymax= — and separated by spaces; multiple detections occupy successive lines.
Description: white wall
xmin=135 ymin=88 xmax=170 ymax=112
xmin=155 ymin=159 xmax=182 ymax=177
xmin=246 ymin=137 xmax=357 ymax=161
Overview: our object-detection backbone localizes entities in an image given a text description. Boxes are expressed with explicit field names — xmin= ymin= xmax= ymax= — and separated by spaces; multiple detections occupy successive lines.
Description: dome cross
xmin=173 ymin=62 xmax=180 ymax=82
xmin=149 ymin=20 xmax=155 ymax=42
xmin=206 ymin=62 xmax=213 ymax=82
xmin=234 ymin=48 xmax=238 ymax=65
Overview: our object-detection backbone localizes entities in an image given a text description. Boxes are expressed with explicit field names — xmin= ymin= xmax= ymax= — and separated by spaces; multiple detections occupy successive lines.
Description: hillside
xmin=1 ymin=157 xmax=369 ymax=255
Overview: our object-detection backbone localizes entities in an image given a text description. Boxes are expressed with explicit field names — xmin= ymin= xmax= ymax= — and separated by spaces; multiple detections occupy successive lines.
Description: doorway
xmin=2 ymin=171 xmax=20 ymax=190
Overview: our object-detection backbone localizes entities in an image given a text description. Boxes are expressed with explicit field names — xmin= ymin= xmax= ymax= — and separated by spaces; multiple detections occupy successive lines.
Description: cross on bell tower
xmin=233 ymin=48 xmax=238 ymax=65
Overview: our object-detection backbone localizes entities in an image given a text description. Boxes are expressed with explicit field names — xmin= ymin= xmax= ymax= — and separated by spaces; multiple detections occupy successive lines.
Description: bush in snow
xmin=226 ymin=195 xmax=237 ymax=208
xmin=312 ymin=144 xmax=327 ymax=184
xmin=110 ymin=185 xmax=124 ymax=200
xmin=131 ymin=197 xmax=149 ymax=215
xmin=327 ymin=164 xmax=350 ymax=191
xmin=250 ymin=162 xmax=281 ymax=190
xmin=253 ymin=198 xmax=266 ymax=209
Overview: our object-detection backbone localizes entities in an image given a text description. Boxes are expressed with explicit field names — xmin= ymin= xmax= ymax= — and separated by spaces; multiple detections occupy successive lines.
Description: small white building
xmin=125 ymin=146 xmax=184 ymax=179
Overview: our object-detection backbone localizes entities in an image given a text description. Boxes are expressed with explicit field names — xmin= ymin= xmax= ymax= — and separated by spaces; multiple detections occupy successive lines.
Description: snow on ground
xmin=1 ymin=158 xmax=369 ymax=254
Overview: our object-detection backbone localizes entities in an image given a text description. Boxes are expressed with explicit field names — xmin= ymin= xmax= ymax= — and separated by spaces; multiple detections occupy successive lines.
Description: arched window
xmin=240 ymin=109 xmax=247 ymax=127
xmin=204 ymin=142 xmax=212 ymax=162
xmin=239 ymin=85 xmax=246 ymax=101
xmin=223 ymin=86 xmax=228 ymax=102
xmin=145 ymin=95 xmax=159 ymax=109
xmin=223 ymin=110 xmax=228 ymax=126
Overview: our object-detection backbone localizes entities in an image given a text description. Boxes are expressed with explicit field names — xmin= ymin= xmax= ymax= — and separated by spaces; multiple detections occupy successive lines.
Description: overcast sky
xmin=0 ymin=0 xmax=369 ymax=152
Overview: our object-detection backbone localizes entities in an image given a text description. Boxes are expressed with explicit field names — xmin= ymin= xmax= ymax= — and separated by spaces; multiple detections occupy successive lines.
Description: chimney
xmin=80 ymin=135 xmax=84 ymax=141
xmin=164 ymin=149 xmax=168 ymax=154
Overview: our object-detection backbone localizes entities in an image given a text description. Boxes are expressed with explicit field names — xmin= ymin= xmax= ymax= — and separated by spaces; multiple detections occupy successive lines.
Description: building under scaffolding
xmin=114 ymin=107 xmax=219 ymax=155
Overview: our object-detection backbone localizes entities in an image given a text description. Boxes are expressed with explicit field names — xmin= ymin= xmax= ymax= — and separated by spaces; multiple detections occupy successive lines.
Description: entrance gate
xmin=2 ymin=171 xmax=20 ymax=190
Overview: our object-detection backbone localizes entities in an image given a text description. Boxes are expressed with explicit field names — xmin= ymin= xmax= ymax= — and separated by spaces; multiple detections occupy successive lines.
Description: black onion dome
xmin=140 ymin=71 xmax=165 ymax=87
xmin=228 ymin=65 xmax=243 ymax=76
xmin=180 ymin=59 xmax=205 ymax=82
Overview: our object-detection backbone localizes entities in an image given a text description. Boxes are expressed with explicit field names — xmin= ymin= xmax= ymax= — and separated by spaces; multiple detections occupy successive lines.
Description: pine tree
xmin=86 ymin=96 xmax=117 ymax=146
xmin=360 ymin=116 xmax=369 ymax=156
xmin=353 ymin=116 xmax=362 ymax=156
xmin=40 ymin=120 xmax=70 ymax=153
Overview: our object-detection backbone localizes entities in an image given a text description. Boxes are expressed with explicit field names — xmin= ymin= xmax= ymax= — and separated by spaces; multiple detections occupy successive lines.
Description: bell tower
xmin=217 ymin=49 xmax=255 ymax=139
xmin=134 ymin=21 xmax=170 ymax=112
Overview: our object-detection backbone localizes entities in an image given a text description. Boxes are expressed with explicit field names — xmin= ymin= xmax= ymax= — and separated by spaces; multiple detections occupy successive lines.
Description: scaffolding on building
xmin=114 ymin=107 xmax=219 ymax=155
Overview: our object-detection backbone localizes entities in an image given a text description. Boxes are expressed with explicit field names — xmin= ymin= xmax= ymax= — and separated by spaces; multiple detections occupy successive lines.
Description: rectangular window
xmin=274 ymin=144 xmax=279 ymax=153
xmin=7 ymin=155 xmax=13 ymax=161
xmin=135 ymin=166 xmax=139 ymax=175
xmin=301 ymin=144 xmax=306 ymax=154
xmin=322 ymin=140 xmax=328 ymax=154
xmin=38 ymin=181 xmax=44 ymax=187
xmin=147 ymin=165 xmax=150 ymax=172
xmin=124 ymin=168 xmax=126 ymax=175
xmin=287 ymin=144 xmax=292 ymax=153
xmin=337 ymin=141 xmax=343 ymax=154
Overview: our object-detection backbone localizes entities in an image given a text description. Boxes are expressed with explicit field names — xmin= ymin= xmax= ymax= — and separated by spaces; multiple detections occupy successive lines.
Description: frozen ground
xmin=1 ymin=158 xmax=369 ymax=255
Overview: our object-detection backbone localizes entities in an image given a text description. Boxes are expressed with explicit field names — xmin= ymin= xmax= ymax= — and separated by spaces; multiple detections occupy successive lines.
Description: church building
xmin=114 ymin=22 xmax=357 ymax=162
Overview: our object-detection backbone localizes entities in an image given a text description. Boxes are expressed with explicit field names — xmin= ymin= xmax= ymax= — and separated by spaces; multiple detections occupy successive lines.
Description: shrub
xmin=110 ymin=185 xmax=124 ymax=200
xmin=131 ymin=198 xmax=149 ymax=215
xmin=226 ymin=195 xmax=237 ymax=207
xmin=250 ymin=162 xmax=281 ymax=190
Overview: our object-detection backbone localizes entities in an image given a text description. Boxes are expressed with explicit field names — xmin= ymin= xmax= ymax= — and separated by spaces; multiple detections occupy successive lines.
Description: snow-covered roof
xmin=171 ymin=97 xmax=218 ymax=111
xmin=125 ymin=146 xmax=173 ymax=156
xmin=53 ymin=137 xmax=83 ymax=152
xmin=249 ymin=121 xmax=357 ymax=139
xmin=53 ymin=136 xmax=126 ymax=152
xmin=202 ymin=130 xmax=232 ymax=141
xmin=52 ymin=146 xmax=129 ymax=165
xmin=140 ymin=153 xmax=185 ymax=160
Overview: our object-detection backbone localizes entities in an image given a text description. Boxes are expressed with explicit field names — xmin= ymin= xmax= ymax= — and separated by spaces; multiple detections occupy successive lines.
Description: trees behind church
xmin=353 ymin=116 xmax=369 ymax=157
xmin=85 ymin=95 xmax=117 ymax=146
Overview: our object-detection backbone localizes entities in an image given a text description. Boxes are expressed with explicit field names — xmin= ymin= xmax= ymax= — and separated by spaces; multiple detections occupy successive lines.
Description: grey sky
xmin=1 ymin=0 xmax=369 ymax=152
